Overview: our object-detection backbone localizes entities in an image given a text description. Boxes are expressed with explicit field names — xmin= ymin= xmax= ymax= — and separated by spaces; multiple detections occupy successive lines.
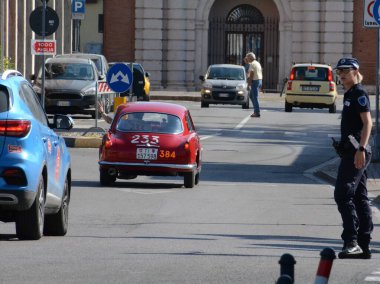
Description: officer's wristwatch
xmin=358 ymin=146 xmax=365 ymax=152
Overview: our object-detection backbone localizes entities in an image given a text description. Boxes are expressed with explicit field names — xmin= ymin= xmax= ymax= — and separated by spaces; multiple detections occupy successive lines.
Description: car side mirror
xmin=50 ymin=114 xmax=74 ymax=130
xmin=99 ymin=74 xmax=105 ymax=81
xmin=199 ymin=75 xmax=205 ymax=81
xmin=145 ymin=72 xmax=150 ymax=78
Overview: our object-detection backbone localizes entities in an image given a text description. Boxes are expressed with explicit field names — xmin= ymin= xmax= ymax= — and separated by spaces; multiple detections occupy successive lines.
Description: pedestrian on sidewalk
xmin=246 ymin=52 xmax=263 ymax=118
xmin=334 ymin=57 xmax=373 ymax=259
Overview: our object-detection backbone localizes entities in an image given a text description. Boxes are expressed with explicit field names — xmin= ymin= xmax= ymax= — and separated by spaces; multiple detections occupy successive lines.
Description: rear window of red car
xmin=116 ymin=112 xmax=183 ymax=134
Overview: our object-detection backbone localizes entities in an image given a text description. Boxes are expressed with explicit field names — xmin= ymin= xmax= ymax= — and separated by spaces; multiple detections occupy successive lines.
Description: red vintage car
xmin=98 ymin=102 xmax=202 ymax=188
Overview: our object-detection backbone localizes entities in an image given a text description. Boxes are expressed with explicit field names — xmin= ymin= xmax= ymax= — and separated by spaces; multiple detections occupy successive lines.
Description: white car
xmin=199 ymin=64 xmax=249 ymax=109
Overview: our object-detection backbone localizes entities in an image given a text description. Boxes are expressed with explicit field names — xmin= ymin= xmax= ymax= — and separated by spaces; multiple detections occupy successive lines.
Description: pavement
xmin=58 ymin=90 xmax=380 ymax=202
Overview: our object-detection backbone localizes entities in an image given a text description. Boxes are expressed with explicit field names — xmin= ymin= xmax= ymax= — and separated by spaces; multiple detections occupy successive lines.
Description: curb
xmin=64 ymin=137 xmax=102 ymax=148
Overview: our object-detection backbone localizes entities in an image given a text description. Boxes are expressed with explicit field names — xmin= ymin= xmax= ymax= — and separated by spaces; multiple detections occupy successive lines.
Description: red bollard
xmin=314 ymin=247 xmax=336 ymax=284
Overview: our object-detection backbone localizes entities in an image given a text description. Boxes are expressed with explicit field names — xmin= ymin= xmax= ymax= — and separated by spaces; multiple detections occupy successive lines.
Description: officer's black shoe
xmin=358 ymin=248 xmax=372 ymax=259
xmin=338 ymin=241 xmax=363 ymax=259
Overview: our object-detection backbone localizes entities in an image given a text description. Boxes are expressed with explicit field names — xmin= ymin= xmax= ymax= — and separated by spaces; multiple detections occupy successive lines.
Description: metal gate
xmin=208 ymin=16 xmax=279 ymax=91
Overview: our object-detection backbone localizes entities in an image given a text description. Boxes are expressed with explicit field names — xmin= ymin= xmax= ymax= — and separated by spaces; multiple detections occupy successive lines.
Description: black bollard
xmin=276 ymin=274 xmax=293 ymax=284
xmin=278 ymin=253 xmax=296 ymax=281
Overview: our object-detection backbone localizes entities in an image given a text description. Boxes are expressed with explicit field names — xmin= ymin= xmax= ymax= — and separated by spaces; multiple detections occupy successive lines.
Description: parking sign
xmin=72 ymin=0 xmax=85 ymax=20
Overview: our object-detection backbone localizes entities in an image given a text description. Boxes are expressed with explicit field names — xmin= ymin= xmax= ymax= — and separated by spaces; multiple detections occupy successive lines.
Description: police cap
xmin=335 ymin=58 xmax=359 ymax=70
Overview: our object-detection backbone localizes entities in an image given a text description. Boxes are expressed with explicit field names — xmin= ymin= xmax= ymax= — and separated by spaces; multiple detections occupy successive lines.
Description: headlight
xmin=83 ymin=86 xmax=96 ymax=96
xmin=202 ymin=82 xmax=212 ymax=94
xmin=203 ymin=82 xmax=212 ymax=89
xmin=236 ymin=83 xmax=246 ymax=91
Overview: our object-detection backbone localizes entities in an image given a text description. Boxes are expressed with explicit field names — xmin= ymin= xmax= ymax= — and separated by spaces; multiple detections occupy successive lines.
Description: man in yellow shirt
xmin=246 ymin=52 xmax=263 ymax=117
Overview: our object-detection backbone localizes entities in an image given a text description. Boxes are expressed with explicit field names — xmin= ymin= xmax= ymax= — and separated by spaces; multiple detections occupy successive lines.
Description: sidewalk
xmin=312 ymin=157 xmax=380 ymax=204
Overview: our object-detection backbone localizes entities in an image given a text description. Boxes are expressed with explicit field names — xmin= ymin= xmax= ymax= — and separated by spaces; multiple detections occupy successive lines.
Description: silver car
xmin=199 ymin=64 xmax=249 ymax=109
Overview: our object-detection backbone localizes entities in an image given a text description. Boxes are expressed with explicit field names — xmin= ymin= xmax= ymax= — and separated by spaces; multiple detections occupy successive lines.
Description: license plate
xmin=301 ymin=86 xmax=319 ymax=92
xmin=136 ymin=148 xmax=158 ymax=160
xmin=219 ymin=93 xmax=229 ymax=98
xmin=57 ymin=101 xmax=71 ymax=106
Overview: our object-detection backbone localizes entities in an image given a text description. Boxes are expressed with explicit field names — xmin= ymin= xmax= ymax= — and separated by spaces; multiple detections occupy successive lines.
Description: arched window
xmin=226 ymin=4 xmax=264 ymax=24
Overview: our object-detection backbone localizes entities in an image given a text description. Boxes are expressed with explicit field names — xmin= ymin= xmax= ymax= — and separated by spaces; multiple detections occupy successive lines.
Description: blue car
xmin=0 ymin=70 xmax=73 ymax=240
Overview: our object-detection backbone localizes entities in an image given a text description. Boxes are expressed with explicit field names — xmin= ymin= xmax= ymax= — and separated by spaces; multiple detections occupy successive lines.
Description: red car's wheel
xmin=184 ymin=171 xmax=195 ymax=188
xmin=100 ymin=171 xmax=116 ymax=186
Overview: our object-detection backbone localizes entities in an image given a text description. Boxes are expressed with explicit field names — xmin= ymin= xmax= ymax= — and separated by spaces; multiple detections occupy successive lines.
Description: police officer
xmin=334 ymin=58 xmax=373 ymax=259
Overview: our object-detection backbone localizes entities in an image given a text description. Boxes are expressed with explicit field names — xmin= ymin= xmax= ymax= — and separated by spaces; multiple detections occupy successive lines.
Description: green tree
xmin=0 ymin=46 xmax=15 ymax=71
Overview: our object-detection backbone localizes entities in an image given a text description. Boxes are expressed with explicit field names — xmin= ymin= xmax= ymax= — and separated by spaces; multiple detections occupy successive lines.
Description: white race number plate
xmin=136 ymin=148 xmax=158 ymax=160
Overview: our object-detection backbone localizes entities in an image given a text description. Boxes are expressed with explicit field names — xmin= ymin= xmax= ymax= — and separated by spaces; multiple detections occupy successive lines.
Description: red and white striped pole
xmin=314 ymin=247 xmax=336 ymax=284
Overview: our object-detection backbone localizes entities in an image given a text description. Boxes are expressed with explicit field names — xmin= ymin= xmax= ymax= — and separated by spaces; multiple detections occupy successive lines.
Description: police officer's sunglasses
xmin=336 ymin=68 xmax=354 ymax=75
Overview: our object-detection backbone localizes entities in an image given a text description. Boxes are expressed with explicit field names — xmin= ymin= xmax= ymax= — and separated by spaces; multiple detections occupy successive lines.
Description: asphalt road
xmin=1 ymin=96 xmax=380 ymax=283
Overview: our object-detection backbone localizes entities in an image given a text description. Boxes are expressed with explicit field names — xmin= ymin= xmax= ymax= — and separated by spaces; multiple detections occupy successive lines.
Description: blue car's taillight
xmin=0 ymin=120 xmax=31 ymax=137
xmin=2 ymin=168 xmax=27 ymax=186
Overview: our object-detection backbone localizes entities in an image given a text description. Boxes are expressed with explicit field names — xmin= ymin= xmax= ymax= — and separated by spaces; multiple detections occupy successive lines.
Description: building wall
xmin=353 ymin=0 xmax=377 ymax=88
xmin=80 ymin=0 xmax=104 ymax=54
xmin=1 ymin=0 xmax=377 ymax=91
xmin=103 ymin=0 xmax=135 ymax=62
xmin=132 ymin=0 xmax=357 ymax=91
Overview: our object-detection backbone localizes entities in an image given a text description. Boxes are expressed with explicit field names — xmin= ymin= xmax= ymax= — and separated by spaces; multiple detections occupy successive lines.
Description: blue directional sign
xmin=106 ymin=63 xmax=133 ymax=93
xmin=374 ymin=0 xmax=380 ymax=25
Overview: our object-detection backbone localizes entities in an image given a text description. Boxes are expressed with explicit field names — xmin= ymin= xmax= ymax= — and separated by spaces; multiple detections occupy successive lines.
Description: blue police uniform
xmin=334 ymin=58 xmax=373 ymax=259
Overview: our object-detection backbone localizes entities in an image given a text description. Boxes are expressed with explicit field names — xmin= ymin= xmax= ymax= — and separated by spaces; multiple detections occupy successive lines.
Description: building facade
xmin=0 ymin=0 xmax=377 ymax=92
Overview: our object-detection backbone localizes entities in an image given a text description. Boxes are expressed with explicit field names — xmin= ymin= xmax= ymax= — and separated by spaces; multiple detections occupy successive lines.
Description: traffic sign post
xmin=72 ymin=0 xmax=85 ymax=20
xmin=72 ymin=0 xmax=85 ymax=51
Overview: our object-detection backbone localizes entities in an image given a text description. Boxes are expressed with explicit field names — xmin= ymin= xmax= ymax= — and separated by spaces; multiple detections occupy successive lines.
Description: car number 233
xmin=131 ymin=134 xmax=159 ymax=145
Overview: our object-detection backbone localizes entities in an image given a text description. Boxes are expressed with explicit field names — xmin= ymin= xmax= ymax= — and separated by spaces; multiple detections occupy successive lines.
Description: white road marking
xmin=234 ymin=115 xmax=251 ymax=129
xmin=114 ymin=188 xmax=173 ymax=195
xmin=284 ymin=131 xmax=307 ymax=136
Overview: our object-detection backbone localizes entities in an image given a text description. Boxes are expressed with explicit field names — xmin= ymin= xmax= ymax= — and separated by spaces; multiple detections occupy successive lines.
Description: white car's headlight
xmin=236 ymin=83 xmax=246 ymax=91
xmin=202 ymin=82 xmax=213 ymax=94
xmin=203 ymin=82 xmax=212 ymax=89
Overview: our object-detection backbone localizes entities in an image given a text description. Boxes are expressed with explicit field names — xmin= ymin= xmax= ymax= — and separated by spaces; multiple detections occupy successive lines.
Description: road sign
xmin=106 ymin=63 xmax=133 ymax=93
xmin=374 ymin=0 xmax=380 ymax=25
xmin=29 ymin=6 xmax=59 ymax=36
xmin=31 ymin=39 xmax=56 ymax=55
xmin=72 ymin=0 xmax=85 ymax=20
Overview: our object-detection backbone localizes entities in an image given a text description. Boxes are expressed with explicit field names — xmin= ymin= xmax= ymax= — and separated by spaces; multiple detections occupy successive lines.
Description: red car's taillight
xmin=0 ymin=120 xmax=31 ymax=137
xmin=104 ymin=133 xmax=112 ymax=149
xmin=184 ymin=142 xmax=190 ymax=151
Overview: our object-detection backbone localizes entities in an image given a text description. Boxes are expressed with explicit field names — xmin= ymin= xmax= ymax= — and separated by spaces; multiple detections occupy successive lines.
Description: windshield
xmin=294 ymin=67 xmax=329 ymax=81
xmin=207 ymin=67 xmax=245 ymax=80
xmin=116 ymin=112 xmax=183 ymax=134
xmin=43 ymin=63 xmax=95 ymax=80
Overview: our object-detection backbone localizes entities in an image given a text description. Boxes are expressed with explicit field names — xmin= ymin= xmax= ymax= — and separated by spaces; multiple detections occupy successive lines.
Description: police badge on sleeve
xmin=358 ymin=96 xmax=367 ymax=106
